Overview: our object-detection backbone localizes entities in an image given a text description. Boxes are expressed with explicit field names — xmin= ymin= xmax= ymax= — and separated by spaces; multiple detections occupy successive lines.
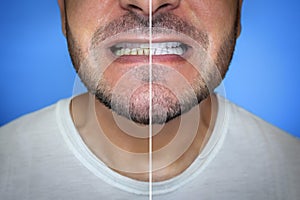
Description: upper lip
xmin=106 ymin=35 xmax=193 ymax=50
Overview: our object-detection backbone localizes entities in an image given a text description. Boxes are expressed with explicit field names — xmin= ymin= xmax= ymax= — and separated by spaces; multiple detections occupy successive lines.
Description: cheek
xmin=205 ymin=2 xmax=237 ymax=61
xmin=173 ymin=0 xmax=236 ymax=30
xmin=173 ymin=0 xmax=237 ymax=61
xmin=66 ymin=1 xmax=125 ymax=56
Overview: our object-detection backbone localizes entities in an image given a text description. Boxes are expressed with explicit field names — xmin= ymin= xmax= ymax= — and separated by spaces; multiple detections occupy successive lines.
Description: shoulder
xmin=1 ymin=98 xmax=71 ymax=135
xmin=0 ymin=98 xmax=83 ymax=199
xmin=212 ymin=96 xmax=300 ymax=198
xmin=218 ymin=95 xmax=300 ymax=171
xmin=222 ymin=96 xmax=299 ymax=148
xmin=1 ymin=104 xmax=56 ymax=134
xmin=220 ymin=96 xmax=300 ymax=175
xmin=0 ymin=98 xmax=72 ymax=155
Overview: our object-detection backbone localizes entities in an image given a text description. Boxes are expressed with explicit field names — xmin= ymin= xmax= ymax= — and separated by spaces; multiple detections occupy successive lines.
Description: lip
xmin=111 ymin=54 xmax=188 ymax=64
xmin=99 ymin=29 xmax=196 ymax=64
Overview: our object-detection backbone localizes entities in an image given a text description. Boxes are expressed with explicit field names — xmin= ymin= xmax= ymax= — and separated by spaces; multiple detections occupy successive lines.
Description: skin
xmin=58 ymin=0 xmax=242 ymax=182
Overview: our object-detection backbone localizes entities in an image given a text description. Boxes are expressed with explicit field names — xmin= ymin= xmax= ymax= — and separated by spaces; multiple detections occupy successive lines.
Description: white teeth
xmin=144 ymin=48 xmax=150 ymax=55
xmin=112 ymin=42 xmax=186 ymax=56
xmin=150 ymin=48 xmax=155 ymax=55
xmin=124 ymin=48 xmax=131 ymax=55
xmin=130 ymin=48 xmax=137 ymax=55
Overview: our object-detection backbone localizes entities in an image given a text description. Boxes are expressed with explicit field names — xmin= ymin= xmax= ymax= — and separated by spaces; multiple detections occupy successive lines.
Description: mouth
xmin=110 ymin=42 xmax=189 ymax=56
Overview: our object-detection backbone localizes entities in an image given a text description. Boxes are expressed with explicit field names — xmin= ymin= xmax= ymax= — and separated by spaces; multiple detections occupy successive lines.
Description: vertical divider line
xmin=149 ymin=0 xmax=153 ymax=199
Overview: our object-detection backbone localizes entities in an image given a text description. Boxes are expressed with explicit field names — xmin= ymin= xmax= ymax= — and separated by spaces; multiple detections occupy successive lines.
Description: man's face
xmin=59 ymin=0 xmax=242 ymax=124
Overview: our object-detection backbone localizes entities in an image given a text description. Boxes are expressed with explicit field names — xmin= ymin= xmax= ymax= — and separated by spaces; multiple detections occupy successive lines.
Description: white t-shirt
xmin=0 ymin=95 xmax=299 ymax=200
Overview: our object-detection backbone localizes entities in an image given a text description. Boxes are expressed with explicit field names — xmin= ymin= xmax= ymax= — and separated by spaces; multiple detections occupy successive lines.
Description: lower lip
xmin=114 ymin=54 xmax=187 ymax=64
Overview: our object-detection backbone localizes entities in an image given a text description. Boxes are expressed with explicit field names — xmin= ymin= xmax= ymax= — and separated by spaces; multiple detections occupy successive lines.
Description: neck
xmin=70 ymin=93 xmax=217 ymax=182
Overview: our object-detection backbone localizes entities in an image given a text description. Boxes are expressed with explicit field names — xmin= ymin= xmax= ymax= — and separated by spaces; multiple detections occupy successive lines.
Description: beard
xmin=65 ymin=12 xmax=238 ymax=125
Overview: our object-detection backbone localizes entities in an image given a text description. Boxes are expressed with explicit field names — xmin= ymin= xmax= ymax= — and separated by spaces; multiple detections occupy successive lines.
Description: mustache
xmin=91 ymin=12 xmax=208 ymax=48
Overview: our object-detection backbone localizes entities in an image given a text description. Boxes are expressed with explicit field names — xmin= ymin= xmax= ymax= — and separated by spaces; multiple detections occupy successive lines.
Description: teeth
xmin=137 ymin=48 xmax=144 ymax=55
xmin=144 ymin=48 xmax=150 ymax=55
xmin=112 ymin=42 xmax=187 ymax=56
xmin=150 ymin=48 xmax=155 ymax=55
xmin=131 ymin=48 xmax=137 ymax=55
xmin=124 ymin=48 xmax=131 ymax=55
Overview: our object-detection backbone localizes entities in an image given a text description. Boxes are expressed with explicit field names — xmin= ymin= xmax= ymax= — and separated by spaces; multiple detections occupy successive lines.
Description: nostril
xmin=157 ymin=3 xmax=170 ymax=10
xmin=153 ymin=3 xmax=178 ymax=14
xmin=120 ymin=0 xmax=180 ymax=16
xmin=128 ymin=4 xmax=143 ymax=12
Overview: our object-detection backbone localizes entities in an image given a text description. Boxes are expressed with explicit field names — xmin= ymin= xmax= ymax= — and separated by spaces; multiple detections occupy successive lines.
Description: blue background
xmin=0 ymin=1 xmax=299 ymax=137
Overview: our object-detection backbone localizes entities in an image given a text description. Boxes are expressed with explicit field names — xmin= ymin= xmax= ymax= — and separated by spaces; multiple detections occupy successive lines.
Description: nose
xmin=119 ymin=0 xmax=180 ymax=16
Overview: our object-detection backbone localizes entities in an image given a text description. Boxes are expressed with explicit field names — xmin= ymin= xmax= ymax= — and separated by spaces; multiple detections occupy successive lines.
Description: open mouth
xmin=110 ymin=42 xmax=189 ymax=56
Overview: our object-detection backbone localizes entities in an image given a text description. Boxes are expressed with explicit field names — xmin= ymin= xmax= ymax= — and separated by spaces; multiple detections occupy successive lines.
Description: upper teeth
xmin=111 ymin=42 xmax=187 ymax=56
